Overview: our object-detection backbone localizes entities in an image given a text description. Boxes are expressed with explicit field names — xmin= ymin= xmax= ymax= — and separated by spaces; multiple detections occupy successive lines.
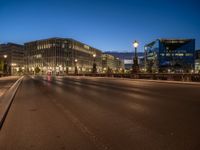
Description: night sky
xmin=0 ymin=0 xmax=200 ymax=52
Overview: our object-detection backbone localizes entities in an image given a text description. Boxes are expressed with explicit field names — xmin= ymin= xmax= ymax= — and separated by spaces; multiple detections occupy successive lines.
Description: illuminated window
xmin=185 ymin=53 xmax=193 ymax=56
xmin=160 ymin=53 xmax=165 ymax=56
xmin=166 ymin=53 xmax=170 ymax=56
xmin=175 ymin=53 xmax=184 ymax=56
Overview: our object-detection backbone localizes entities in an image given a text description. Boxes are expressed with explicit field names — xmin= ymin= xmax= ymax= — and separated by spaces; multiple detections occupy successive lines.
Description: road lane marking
xmin=52 ymin=100 xmax=110 ymax=150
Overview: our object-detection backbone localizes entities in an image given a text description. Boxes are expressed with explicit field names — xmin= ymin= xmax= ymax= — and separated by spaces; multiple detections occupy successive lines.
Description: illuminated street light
xmin=2 ymin=55 xmax=8 ymax=75
xmin=132 ymin=40 xmax=140 ymax=74
xmin=144 ymin=46 xmax=147 ymax=73
xmin=74 ymin=59 xmax=78 ymax=75
xmin=133 ymin=41 xmax=139 ymax=48
xmin=92 ymin=54 xmax=97 ymax=74
xmin=4 ymin=55 xmax=7 ymax=58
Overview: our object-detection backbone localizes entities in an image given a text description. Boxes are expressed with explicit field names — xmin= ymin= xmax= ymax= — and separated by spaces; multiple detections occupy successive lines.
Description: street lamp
xmin=3 ymin=55 xmax=8 ymax=75
xmin=132 ymin=40 xmax=140 ymax=74
xmin=144 ymin=46 xmax=147 ymax=73
xmin=74 ymin=59 xmax=78 ymax=75
xmin=4 ymin=55 xmax=7 ymax=59
xmin=92 ymin=54 xmax=97 ymax=74
xmin=133 ymin=41 xmax=139 ymax=48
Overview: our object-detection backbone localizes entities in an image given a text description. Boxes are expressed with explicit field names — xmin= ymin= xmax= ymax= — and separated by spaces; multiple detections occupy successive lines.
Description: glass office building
xmin=25 ymin=38 xmax=102 ymax=74
xmin=195 ymin=50 xmax=200 ymax=73
xmin=145 ymin=39 xmax=195 ymax=73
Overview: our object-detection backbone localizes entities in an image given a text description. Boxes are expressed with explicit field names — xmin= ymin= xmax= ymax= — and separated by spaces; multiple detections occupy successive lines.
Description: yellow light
xmin=75 ymin=59 xmax=78 ymax=62
xmin=133 ymin=41 xmax=139 ymax=48
xmin=4 ymin=55 xmax=7 ymax=58
xmin=11 ymin=63 xmax=17 ymax=67
xmin=93 ymin=54 xmax=96 ymax=58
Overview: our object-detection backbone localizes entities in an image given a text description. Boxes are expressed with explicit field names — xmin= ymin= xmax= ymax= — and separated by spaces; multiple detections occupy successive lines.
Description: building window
xmin=185 ymin=53 xmax=193 ymax=56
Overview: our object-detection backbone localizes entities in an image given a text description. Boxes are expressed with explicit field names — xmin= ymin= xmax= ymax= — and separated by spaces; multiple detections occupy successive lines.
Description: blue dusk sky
xmin=0 ymin=0 xmax=200 ymax=52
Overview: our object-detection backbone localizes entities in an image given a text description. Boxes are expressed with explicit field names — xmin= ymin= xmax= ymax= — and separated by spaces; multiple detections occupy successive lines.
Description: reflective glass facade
xmin=145 ymin=39 xmax=195 ymax=73
xmin=195 ymin=50 xmax=200 ymax=73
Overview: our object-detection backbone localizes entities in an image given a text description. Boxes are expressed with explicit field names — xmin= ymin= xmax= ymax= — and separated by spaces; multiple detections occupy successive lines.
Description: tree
xmin=18 ymin=67 xmax=23 ymax=75
xmin=35 ymin=66 xmax=41 ymax=74
xmin=106 ymin=67 xmax=112 ymax=74
xmin=92 ymin=63 xmax=97 ymax=74
xmin=0 ymin=60 xmax=3 ymax=72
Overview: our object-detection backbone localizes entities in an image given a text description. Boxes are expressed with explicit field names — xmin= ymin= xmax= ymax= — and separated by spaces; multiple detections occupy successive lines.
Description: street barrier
xmin=65 ymin=73 xmax=200 ymax=82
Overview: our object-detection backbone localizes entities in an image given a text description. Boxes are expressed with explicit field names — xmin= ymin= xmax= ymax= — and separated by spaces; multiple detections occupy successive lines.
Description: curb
xmin=130 ymin=79 xmax=200 ymax=86
xmin=0 ymin=76 xmax=24 ymax=129
xmin=56 ymin=75 xmax=200 ymax=86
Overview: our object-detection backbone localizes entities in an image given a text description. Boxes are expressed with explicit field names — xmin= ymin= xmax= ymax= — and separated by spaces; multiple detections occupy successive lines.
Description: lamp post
xmin=132 ymin=41 xmax=140 ymax=74
xmin=144 ymin=46 xmax=147 ymax=73
xmin=74 ymin=59 xmax=78 ymax=75
xmin=3 ymin=55 xmax=8 ymax=75
xmin=92 ymin=54 xmax=97 ymax=74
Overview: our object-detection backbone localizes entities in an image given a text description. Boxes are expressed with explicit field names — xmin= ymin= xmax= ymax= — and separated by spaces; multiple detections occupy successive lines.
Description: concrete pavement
xmin=0 ymin=76 xmax=19 ymax=97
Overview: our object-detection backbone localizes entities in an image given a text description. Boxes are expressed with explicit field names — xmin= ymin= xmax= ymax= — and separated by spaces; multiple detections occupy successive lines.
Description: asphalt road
xmin=0 ymin=75 xmax=200 ymax=150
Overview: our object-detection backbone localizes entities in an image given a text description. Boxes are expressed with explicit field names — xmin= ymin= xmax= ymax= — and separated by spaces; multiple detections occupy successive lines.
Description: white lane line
xmin=53 ymin=101 xmax=110 ymax=150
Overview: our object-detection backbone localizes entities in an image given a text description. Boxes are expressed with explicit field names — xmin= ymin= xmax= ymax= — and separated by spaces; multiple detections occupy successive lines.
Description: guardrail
xmin=66 ymin=73 xmax=200 ymax=82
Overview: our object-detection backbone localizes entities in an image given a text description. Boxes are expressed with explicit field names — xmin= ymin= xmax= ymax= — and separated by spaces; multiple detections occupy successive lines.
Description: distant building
xmin=0 ymin=43 xmax=24 ymax=75
xmin=24 ymin=37 xmax=102 ymax=75
xmin=145 ymin=39 xmax=195 ymax=73
xmin=104 ymin=52 xmax=144 ymax=70
xmin=102 ymin=54 xmax=124 ymax=73
xmin=195 ymin=50 xmax=200 ymax=73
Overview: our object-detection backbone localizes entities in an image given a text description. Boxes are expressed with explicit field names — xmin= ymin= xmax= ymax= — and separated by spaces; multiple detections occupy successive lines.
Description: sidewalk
xmin=0 ymin=76 xmax=23 ymax=128
xmin=132 ymin=79 xmax=200 ymax=86
xmin=0 ymin=76 xmax=20 ymax=98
